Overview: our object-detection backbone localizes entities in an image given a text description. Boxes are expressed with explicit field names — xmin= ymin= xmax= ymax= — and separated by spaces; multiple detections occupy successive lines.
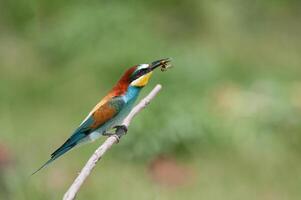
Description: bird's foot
xmin=103 ymin=125 xmax=128 ymax=143
xmin=102 ymin=132 xmax=115 ymax=137
xmin=113 ymin=125 xmax=128 ymax=137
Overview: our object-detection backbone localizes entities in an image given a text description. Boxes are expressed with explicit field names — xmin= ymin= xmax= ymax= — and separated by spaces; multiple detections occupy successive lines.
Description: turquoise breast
xmin=88 ymin=86 xmax=142 ymax=141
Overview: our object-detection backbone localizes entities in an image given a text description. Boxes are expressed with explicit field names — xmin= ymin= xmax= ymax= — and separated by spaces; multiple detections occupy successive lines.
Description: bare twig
xmin=63 ymin=84 xmax=162 ymax=200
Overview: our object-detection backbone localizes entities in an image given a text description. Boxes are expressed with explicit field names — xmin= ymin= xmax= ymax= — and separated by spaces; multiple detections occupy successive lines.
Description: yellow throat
xmin=131 ymin=71 xmax=153 ymax=87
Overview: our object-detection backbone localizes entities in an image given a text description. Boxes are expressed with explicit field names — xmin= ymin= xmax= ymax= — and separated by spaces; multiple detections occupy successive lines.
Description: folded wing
xmin=32 ymin=96 xmax=125 ymax=175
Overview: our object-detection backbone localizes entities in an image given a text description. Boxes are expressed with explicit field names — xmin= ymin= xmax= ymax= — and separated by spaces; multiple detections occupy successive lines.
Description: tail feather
xmin=52 ymin=132 xmax=87 ymax=156
xmin=31 ymin=156 xmax=55 ymax=176
xmin=31 ymin=132 xmax=88 ymax=175
xmin=31 ymin=141 xmax=76 ymax=175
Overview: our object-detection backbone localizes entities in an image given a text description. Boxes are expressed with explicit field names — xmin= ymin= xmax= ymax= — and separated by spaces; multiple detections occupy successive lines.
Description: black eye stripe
xmin=131 ymin=68 xmax=150 ymax=81
xmin=137 ymin=69 xmax=147 ymax=75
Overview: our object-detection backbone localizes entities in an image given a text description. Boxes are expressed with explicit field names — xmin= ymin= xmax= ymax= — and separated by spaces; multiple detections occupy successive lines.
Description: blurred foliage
xmin=1 ymin=0 xmax=301 ymax=199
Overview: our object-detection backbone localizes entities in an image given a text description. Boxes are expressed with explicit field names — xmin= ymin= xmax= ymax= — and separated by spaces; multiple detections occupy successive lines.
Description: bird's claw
xmin=113 ymin=125 xmax=128 ymax=137
xmin=102 ymin=132 xmax=115 ymax=136
xmin=103 ymin=125 xmax=128 ymax=143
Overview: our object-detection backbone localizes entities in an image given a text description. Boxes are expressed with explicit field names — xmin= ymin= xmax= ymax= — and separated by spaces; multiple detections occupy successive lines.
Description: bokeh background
xmin=1 ymin=0 xmax=301 ymax=199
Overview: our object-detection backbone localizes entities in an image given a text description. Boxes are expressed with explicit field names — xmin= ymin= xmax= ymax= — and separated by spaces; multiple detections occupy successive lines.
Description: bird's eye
xmin=134 ymin=68 xmax=147 ymax=78
xmin=137 ymin=68 xmax=147 ymax=76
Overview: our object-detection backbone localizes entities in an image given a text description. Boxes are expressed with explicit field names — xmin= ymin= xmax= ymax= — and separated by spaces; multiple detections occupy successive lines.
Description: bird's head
xmin=119 ymin=58 xmax=171 ymax=88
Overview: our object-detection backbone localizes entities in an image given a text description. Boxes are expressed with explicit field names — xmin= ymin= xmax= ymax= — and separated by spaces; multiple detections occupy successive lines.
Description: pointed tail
xmin=31 ymin=156 xmax=56 ymax=176
xmin=31 ymin=131 xmax=88 ymax=175
xmin=31 ymin=142 xmax=75 ymax=175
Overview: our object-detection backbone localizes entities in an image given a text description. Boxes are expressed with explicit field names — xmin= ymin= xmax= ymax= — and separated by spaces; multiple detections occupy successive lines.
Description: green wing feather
xmin=32 ymin=96 xmax=125 ymax=175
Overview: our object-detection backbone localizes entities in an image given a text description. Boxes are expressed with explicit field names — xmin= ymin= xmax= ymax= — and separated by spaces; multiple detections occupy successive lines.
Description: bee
xmin=160 ymin=60 xmax=173 ymax=72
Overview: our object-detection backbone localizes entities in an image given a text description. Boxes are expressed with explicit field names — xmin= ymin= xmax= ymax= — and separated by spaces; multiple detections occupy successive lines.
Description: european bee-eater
xmin=32 ymin=58 xmax=171 ymax=175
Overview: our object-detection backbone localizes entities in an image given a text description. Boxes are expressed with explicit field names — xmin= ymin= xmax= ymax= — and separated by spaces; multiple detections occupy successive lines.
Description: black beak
xmin=150 ymin=58 xmax=172 ymax=71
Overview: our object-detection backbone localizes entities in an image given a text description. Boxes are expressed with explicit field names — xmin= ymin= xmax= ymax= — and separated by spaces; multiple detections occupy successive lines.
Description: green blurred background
xmin=1 ymin=0 xmax=301 ymax=199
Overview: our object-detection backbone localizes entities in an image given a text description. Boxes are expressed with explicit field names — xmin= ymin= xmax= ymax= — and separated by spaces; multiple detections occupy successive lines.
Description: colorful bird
xmin=32 ymin=58 xmax=171 ymax=175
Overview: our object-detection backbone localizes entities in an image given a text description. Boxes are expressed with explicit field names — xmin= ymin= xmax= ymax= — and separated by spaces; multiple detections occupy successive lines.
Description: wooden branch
xmin=63 ymin=84 xmax=162 ymax=200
